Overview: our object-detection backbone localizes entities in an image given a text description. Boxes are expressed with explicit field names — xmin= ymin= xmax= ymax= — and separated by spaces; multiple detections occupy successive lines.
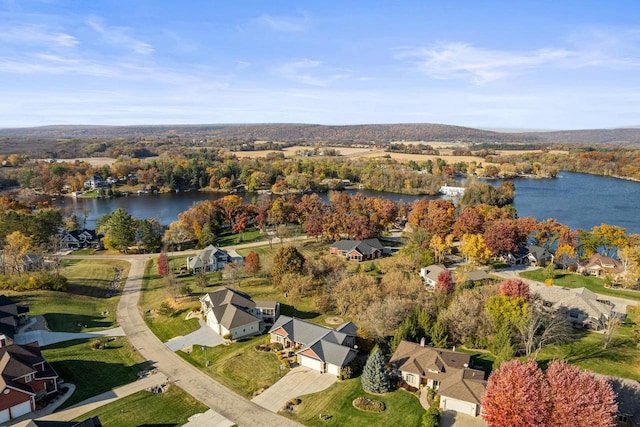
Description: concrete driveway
xmin=440 ymin=410 xmax=487 ymax=427
xmin=165 ymin=319 xmax=224 ymax=351
xmin=251 ymin=366 xmax=337 ymax=412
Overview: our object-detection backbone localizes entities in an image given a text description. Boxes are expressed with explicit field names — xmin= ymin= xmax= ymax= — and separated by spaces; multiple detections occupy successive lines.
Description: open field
xmin=282 ymin=378 xmax=424 ymax=427
xmin=35 ymin=157 xmax=118 ymax=166
xmin=74 ymin=386 xmax=207 ymax=427
xmin=43 ymin=337 xmax=149 ymax=408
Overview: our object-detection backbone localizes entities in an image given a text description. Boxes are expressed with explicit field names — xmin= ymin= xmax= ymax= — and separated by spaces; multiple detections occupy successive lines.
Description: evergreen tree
xmin=430 ymin=318 xmax=448 ymax=348
xmin=361 ymin=347 xmax=393 ymax=394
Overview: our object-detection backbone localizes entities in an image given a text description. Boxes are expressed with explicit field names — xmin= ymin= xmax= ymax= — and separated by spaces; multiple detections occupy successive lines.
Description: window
xmin=24 ymin=374 xmax=32 ymax=383
xmin=617 ymin=414 xmax=629 ymax=423
xmin=405 ymin=374 xmax=415 ymax=385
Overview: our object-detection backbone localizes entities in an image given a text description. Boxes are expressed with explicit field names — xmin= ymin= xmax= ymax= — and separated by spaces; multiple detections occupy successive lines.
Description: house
xmin=390 ymin=340 xmax=486 ymax=417
xmin=329 ymin=238 xmax=384 ymax=262
xmin=531 ymin=283 xmax=619 ymax=330
xmin=83 ymin=176 xmax=106 ymax=189
xmin=419 ymin=265 xmax=448 ymax=289
xmin=456 ymin=269 xmax=492 ymax=286
xmin=268 ymin=316 xmax=358 ymax=376
xmin=186 ymin=245 xmax=232 ymax=273
xmin=200 ymin=288 xmax=279 ymax=340
xmin=60 ymin=229 xmax=102 ymax=250
xmin=578 ymin=253 xmax=624 ymax=281
xmin=525 ymin=245 xmax=554 ymax=266
xmin=0 ymin=342 xmax=58 ymax=423
xmin=607 ymin=376 xmax=640 ymax=427
xmin=0 ymin=295 xmax=29 ymax=343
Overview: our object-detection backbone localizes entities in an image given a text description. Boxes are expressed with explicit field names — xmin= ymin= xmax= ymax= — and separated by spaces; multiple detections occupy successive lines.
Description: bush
xmin=0 ymin=272 xmax=68 ymax=292
xmin=223 ymin=332 xmax=232 ymax=340
xmin=269 ymin=342 xmax=283 ymax=351
xmin=158 ymin=301 xmax=175 ymax=316
xmin=422 ymin=407 xmax=440 ymax=427
xmin=353 ymin=396 xmax=386 ymax=413
xmin=90 ymin=339 xmax=102 ymax=350
xmin=289 ymin=398 xmax=301 ymax=406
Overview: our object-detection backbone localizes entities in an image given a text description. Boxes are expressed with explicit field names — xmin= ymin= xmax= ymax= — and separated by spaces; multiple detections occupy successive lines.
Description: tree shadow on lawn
xmin=67 ymin=282 xmax=115 ymax=298
xmin=280 ymin=303 xmax=320 ymax=320
xmin=43 ymin=313 xmax=114 ymax=332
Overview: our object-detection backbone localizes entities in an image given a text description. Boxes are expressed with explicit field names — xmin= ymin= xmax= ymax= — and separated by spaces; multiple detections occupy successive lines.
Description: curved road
xmin=95 ymin=251 xmax=302 ymax=427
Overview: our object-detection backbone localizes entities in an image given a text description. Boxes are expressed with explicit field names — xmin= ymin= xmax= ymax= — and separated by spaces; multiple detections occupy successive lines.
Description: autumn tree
xmin=435 ymin=270 xmax=454 ymax=295
xmin=2 ymin=231 xmax=33 ymax=275
xmin=483 ymin=359 xmax=618 ymax=427
xmin=546 ymin=361 xmax=618 ymax=427
xmin=498 ymin=279 xmax=531 ymax=300
xmin=361 ymin=347 xmax=393 ymax=394
xmin=555 ymin=243 xmax=577 ymax=271
xmin=482 ymin=359 xmax=551 ymax=427
xmin=157 ymin=252 xmax=169 ymax=277
xmin=453 ymin=206 xmax=484 ymax=237
xmin=484 ymin=218 xmax=523 ymax=258
xmin=459 ymin=233 xmax=490 ymax=265
xmin=441 ymin=286 xmax=494 ymax=348
xmin=244 ymin=251 xmax=260 ymax=275
xmin=271 ymin=246 xmax=305 ymax=287
xmin=518 ymin=299 xmax=572 ymax=359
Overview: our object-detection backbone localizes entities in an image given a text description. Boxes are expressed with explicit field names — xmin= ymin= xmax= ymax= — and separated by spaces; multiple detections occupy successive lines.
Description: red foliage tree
xmin=158 ymin=252 xmax=169 ymax=277
xmin=484 ymin=218 xmax=523 ymax=257
xmin=546 ymin=361 xmax=618 ymax=427
xmin=453 ymin=206 xmax=484 ymax=237
xmin=244 ymin=251 xmax=260 ymax=275
xmin=426 ymin=199 xmax=456 ymax=237
xmin=498 ymin=279 xmax=531 ymax=301
xmin=482 ymin=359 xmax=618 ymax=427
xmin=435 ymin=270 xmax=454 ymax=295
xmin=482 ymin=359 xmax=551 ymax=427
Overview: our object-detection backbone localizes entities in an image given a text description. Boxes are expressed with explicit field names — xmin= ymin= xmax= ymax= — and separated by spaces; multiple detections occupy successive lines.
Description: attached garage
xmin=441 ymin=397 xmax=477 ymax=416
xmin=299 ymin=355 xmax=324 ymax=372
xmin=327 ymin=363 xmax=341 ymax=376
xmin=0 ymin=408 xmax=9 ymax=423
xmin=10 ymin=400 xmax=33 ymax=419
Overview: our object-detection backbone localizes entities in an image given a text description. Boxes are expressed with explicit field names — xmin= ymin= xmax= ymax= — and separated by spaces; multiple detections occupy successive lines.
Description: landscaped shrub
xmin=90 ymin=339 xmax=102 ymax=350
xmin=289 ymin=398 xmax=301 ymax=406
xmin=353 ymin=396 xmax=386 ymax=412
xmin=223 ymin=332 xmax=232 ymax=340
xmin=0 ymin=272 xmax=67 ymax=291
xmin=158 ymin=301 xmax=175 ymax=316
xmin=269 ymin=342 xmax=283 ymax=351
xmin=422 ymin=407 xmax=440 ymax=427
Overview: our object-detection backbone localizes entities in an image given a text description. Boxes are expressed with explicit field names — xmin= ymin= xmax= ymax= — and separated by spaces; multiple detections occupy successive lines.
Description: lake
xmin=51 ymin=172 xmax=640 ymax=234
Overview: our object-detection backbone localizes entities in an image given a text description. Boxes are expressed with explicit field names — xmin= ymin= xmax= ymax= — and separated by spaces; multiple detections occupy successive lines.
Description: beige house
xmin=578 ymin=253 xmax=624 ymax=281
xmin=390 ymin=341 xmax=486 ymax=417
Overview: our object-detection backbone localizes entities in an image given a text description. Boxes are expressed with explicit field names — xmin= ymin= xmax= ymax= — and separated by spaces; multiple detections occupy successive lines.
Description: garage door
xmin=327 ymin=363 xmax=340 ymax=376
xmin=10 ymin=400 xmax=32 ymax=419
xmin=442 ymin=397 xmax=475 ymax=415
xmin=0 ymin=408 xmax=9 ymax=423
xmin=300 ymin=356 xmax=323 ymax=372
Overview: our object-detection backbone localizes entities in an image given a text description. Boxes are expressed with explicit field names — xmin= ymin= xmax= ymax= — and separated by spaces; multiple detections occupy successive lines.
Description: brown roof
xmin=390 ymin=341 xmax=486 ymax=404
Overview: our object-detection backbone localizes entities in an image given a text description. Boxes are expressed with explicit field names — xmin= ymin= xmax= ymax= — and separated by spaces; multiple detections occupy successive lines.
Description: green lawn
xmin=6 ymin=259 xmax=129 ymax=332
xmin=73 ymin=386 xmax=207 ymax=427
xmin=520 ymin=268 xmax=640 ymax=302
xmin=43 ymin=337 xmax=150 ymax=408
xmin=139 ymin=258 xmax=201 ymax=342
xmin=216 ymin=227 xmax=265 ymax=246
xmin=536 ymin=329 xmax=640 ymax=381
xmin=178 ymin=335 xmax=287 ymax=398
xmin=283 ymin=378 xmax=424 ymax=427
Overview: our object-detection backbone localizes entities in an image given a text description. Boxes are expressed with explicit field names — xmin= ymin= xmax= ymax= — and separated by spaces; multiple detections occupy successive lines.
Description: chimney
xmin=420 ymin=337 xmax=426 ymax=347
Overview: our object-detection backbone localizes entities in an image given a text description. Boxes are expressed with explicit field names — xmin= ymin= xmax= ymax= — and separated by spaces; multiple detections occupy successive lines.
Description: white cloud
xmin=253 ymin=14 xmax=309 ymax=33
xmin=274 ymin=59 xmax=328 ymax=86
xmin=0 ymin=25 xmax=78 ymax=47
xmin=86 ymin=17 xmax=154 ymax=55
xmin=398 ymin=34 xmax=640 ymax=84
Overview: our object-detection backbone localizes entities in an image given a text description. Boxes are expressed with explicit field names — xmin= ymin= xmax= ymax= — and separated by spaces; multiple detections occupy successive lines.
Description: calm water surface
xmin=52 ymin=172 xmax=640 ymax=234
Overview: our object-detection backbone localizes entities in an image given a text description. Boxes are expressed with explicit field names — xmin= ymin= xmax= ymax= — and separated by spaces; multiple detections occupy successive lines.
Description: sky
xmin=1 ymin=0 xmax=640 ymax=130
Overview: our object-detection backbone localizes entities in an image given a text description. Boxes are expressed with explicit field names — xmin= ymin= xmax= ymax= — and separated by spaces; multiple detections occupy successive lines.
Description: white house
xmin=186 ymin=245 xmax=232 ymax=273
xmin=200 ymin=288 xmax=279 ymax=340
xmin=420 ymin=264 xmax=448 ymax=289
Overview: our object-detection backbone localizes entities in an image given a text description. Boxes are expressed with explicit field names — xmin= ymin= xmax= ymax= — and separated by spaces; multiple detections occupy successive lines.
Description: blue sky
xmin=1 ymin=0 xmax=640 ymax=129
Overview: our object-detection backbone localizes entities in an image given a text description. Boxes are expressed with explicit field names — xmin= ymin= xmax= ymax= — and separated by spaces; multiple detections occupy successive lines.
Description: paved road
xmin=14 ymin=326 xmax=126 ymax=346
xmin=116 ymin=256 xmax=300 ymax=427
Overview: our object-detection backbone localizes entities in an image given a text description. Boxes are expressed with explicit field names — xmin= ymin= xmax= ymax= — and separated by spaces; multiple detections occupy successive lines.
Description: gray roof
xmin=464 ymin=270 xmax=491 ymax=282
xmin=526 ymin=245 xmax=552 ymax=261
xmin=299 ymin=338 xmax=357 ymax=367
xmin=532 ymin=283 xmax=612 ymax=320
xmin=209 ymin=304 xmax=260 ymax=330
xmin=330 ymin=239 xmax=383 ymax=256
xmin=187 ymin=245 xmax=230 ymax=270
xmin=254 ymin=300 xmax=278 ymax=310
xmin=420 ymin=265 xmax=447 ymax=283
xmin=269 ymin=316 xmax=356 ymax=366
xmin=336 ymin=321 xmax=358 ymax=336
xmin=202 ymin=288 xmax=256 ymax=310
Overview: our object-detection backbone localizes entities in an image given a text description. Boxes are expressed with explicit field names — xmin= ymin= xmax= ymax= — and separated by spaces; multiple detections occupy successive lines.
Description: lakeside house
xmin=390 ymin=340 xmax=486 ymax=417
xmin=268 ymin=316 xmax=358 ymax=376
xmin=0 ymin=341 xmax=59 ymax=423
xmin=60 ymin=229 xmax=102 ymax=250
xmin=0 ymin=295 xmax=29 ymax=345
xmin=200 ymin=288 xmax=279 ymax=340
xmin=329 ymin=238 xmax=384 ymax=262
xmin=439 ymin=185 xmax=465 ymax=196
xmin=578 ymin=253 xmax=625 ymax=282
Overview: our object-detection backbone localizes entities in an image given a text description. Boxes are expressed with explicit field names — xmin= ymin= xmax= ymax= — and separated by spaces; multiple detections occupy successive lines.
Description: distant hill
xmin=1 ymin=124 xmax=640 ymax=157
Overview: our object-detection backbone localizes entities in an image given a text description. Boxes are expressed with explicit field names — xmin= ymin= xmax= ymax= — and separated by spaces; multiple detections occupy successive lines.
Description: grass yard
xmin=178 ymin=335 xmax=287 ymax=398
xmin=6 ymin=259 xmax=129 ymax=332
xmin=139 ymin=258 xmax=200 ymax=342
xmin=520 ymin=268 xmax=640 ymax=302
xmin=43 ymin=337 xmax=149 ymax=408
xmin=216 ymin=227 xmax=265 ymax=246
xmin=74 ymin=386 xmax=207 ymax=427
xmin=283 ymin=378 xmax=424 ymax=427
xmin=536 ymin=329 xmax=640 ymax=381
